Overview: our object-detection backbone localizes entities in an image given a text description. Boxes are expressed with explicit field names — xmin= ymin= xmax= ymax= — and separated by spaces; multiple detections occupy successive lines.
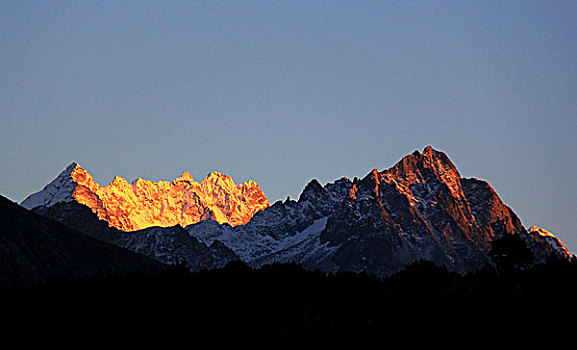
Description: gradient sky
xmin=1 ymin=1 xmax=576 ymax=252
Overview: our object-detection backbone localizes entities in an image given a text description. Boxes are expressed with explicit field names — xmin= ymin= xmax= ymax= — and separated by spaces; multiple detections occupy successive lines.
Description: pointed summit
xmin=21 ymin=162 xmax=88 ymax=209
xmin=201 ymin=171 xmax=237 ymax=194
xmin=179 ymin=171 xmax=194 ymax=182
xmin=111 ymin=175 xmax=128 ymax=186
xmin=172 ymin=171 xmax=195 ymax=186
xmin=422 ymin=145 xmax=434 ymax=155
xmin=53 ymin=162 xmax=83 ymax=180
xmin=203 ymin=171 xmax=232 ymax=182
xmin=386 ymin=146 xmax=461 ymax=183
xmin=299 ymin=179 xmax=327 ymax=202
xmin=421 ymin=146 xmax=460 ymax=177
xmin=64 ymin=161 xmax=80 ymax=173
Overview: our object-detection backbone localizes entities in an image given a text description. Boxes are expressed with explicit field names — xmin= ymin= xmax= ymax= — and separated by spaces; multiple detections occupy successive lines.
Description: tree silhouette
xmin=489 ymin=233 xmax=534 ymax=274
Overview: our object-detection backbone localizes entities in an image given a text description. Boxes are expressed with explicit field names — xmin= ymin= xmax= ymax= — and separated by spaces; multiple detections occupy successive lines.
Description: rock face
xmin=22 ymin=164 xmax=270 ymax=231
xmin=24 ymin=146 xmax=573 ymax=277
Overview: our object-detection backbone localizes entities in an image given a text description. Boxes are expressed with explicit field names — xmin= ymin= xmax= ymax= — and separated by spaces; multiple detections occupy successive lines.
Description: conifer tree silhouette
xmin=489 ymin=233 xmax=534 ymax=274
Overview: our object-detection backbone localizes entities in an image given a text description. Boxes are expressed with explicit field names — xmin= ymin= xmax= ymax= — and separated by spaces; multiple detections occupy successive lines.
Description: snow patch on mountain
xmin=184 ymin=216 xmax=337 ymax=269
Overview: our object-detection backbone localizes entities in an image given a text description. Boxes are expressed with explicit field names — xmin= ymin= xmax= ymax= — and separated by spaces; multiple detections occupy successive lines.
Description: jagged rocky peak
xmin=380 ymin=146 xmax=466 ymax=208
xmin=203 ymin=171 xmax=232 ymax=184
xmin=177 ymin=171 xmax=194 ymax=182
xmin=201 ymin=171 xmax=239 ymax=195
xmin=297 ymin=146 xmax=464 ymax=209
xmin=298 ymin=179 xmax=327 ymax=202
xmin=21 ymin=163 xmax=270 ymax=231
xmin=386 ymin=146 xmax=461 ymax=184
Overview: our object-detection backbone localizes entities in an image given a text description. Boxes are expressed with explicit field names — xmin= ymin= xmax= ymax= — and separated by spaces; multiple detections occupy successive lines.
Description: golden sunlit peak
xmin=205 ymin=171 xmax=230 ymax=180
xmin=422 ymin=145 xmax=435 ymax=155
xmin=27 ymin=164 xmax=271 ymax=231
xmin=201 ymin=172 xmax=240 ymax=190
xmin=179 ymin=171 xmax=194 ymax=181
xmin=111 ymin=175 xmax=129 ymax=186
xmin=172 ymin=171 xmax=194 ymax=185
xmin=243 ymin=179 xmax=259 ymax=187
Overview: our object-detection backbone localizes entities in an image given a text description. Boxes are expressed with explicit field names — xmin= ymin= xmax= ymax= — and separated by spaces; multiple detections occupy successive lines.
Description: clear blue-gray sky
xmin=1 ymin=1 xmax=576 ymax=252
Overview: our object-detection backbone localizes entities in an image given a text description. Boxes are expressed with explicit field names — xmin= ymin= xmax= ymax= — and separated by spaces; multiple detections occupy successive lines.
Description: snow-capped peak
xmin=21 ymin=162 xmax=88 ymax=210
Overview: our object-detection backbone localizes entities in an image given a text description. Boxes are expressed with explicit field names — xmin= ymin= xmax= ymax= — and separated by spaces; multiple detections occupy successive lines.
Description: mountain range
xmin=21 ymin=163 xmax=269 ymax=230
xmin=16 ymin=146 xmax=572 ymax=282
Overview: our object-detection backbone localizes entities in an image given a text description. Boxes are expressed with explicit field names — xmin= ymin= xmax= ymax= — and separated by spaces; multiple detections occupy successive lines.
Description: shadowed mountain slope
xmin=0 ymin=195 xmax=165 ymax=289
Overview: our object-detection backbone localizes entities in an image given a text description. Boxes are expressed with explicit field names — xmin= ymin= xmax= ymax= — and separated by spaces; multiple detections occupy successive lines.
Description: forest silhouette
xmin=1 ymin=234 xmax=576 ymax=339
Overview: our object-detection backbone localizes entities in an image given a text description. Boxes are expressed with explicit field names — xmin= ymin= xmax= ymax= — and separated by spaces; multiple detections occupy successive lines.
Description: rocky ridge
xmin=22 ymin=164 xmax=270 ymax=231
xmin=23 ymin=147 xmax=573 ymax=276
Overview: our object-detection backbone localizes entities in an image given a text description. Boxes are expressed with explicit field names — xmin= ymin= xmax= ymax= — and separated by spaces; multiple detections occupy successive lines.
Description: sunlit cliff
xmin=21 ymin=163 xmax=270 ymax=231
